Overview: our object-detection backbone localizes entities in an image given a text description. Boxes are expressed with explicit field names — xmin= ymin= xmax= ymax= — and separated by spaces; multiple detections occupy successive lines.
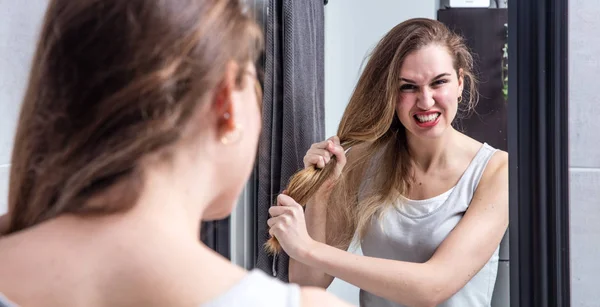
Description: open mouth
xmin=414 ymin=112 xmax=441 ymax=123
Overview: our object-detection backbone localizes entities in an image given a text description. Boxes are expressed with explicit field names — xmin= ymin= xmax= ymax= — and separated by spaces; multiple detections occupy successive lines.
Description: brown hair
xmin=7 ymin=0 xmax=263 ymax=234
xmin=266 ymin=18 xmax=477 ymax=253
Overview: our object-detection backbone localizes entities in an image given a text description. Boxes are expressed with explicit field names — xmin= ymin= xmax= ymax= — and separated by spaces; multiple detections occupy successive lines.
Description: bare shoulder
xmin=485 ymin=149 xmax=509 ymax=178
xmin=300 ymin=287 xmax=354 ymax=307
xmin=474 ymin=149 xmax=509 ymax=199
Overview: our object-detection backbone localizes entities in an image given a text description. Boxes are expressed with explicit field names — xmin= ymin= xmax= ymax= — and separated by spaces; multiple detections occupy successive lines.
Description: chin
xmin=417 ymin=127 xmax=449 ymax=139
xmin=202 ymin=208 xmax=234 ymax=221
xmin=405 ymin=120 xmax=450 ymax=139
xmin=202 ymin=195 xmax=238 ymax=221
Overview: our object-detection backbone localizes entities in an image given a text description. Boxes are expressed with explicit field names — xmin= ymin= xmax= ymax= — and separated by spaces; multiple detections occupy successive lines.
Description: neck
xmin=406 ymin=127 xmax=457 ymax=172
xmin=126 ymin=165 xmax=214 ymax=242
xmin=51 ymin=161 xmax=216 ymax=247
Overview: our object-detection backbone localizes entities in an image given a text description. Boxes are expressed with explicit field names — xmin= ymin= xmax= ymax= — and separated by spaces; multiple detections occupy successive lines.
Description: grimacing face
xmin=395 ymin=44 xmax=464 ymax=140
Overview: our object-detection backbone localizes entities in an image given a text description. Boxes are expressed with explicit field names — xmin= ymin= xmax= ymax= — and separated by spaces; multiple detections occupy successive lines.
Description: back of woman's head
xmin=8 ymin=0 xmax=262 ymax=233
xmin=266 ymin=18 xmax=477 ymax=253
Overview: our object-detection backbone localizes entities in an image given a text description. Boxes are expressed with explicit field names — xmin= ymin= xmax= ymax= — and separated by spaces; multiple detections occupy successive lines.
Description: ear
xmin=213 ymin=61 xmax=240 ymax=136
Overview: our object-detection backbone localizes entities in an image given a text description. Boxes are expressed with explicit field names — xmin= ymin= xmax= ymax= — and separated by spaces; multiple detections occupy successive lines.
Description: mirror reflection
xmin=256 ymin=1 xmax=510 ymax=307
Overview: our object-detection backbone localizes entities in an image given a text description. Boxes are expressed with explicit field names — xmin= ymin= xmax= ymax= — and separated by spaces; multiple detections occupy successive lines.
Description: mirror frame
xmin=508 ymin=0 xmax=571 ymax=306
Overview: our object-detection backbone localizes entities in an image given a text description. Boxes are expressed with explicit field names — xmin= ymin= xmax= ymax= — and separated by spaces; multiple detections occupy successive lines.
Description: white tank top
xmin=0 ymin=269 xmax=301 ymax=307
xmin=359 ymin=143 xmax=500 ymax=307
xmin=202 ymin=269 xmax=301 ymax=307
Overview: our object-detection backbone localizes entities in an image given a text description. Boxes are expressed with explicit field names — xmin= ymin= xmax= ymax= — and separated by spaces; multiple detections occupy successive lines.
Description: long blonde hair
xmin=266 ymin=18 xmax=478 ymax=253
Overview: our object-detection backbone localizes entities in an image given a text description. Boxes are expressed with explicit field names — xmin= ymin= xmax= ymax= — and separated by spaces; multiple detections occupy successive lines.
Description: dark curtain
xmin=254 ymin=0 xmax=325 ymax=281
xmin=200 ymin=218 xmax=230 ymax=258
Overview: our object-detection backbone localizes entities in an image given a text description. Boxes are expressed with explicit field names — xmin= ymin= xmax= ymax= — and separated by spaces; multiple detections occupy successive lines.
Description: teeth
xmin=415 ymin=113 xmax=440 ymax=123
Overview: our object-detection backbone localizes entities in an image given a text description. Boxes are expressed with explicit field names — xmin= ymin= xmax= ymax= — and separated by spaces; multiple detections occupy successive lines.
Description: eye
xmin=432 ymin=79 xmax=449 ymax=86
xmin=400 ymin=84 xmax=417 ymax=92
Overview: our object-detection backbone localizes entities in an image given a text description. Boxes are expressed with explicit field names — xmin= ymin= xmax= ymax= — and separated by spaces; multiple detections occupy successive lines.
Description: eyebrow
xmin=400 ymin=73 xmax=451 ymax=84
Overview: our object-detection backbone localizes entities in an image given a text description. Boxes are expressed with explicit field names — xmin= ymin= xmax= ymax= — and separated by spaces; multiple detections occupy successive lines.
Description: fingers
xmin=268 ymin=194 xmax=302 ymax=220
xmin=325 ymin=136 xmax=345 ymax=165
xmin=303 ymin=155 xmax=321 ymax=169
xmin=267 ymin=194 xmax=307 ymax=245
xmin=267 ymin=215 xmax=289 ymax=228
xmin=267 ymin=214 xmax=293 ymax=238
xmin=308 ymin=148 xmax=332 ymax=160
xmin=268 ymin=216 xmax=283 ymax=237
xmin=329 ymin=135 xmax=341 ymax=146
xmin=328 ymin=140 xmax=346 ymax=166
xmin=310 ymin=139 xmax=331 ymax=150
xmin=268 ymin=204 xmax=295 ymax=217
xmin=321 ymin=137 xmax=346 ymax=172
xmin=303 ymin=148 xmax=332 ymax=169
xmin=277 ymin=193 xmax=302 ymax=207
xmin=304 ymin=136 xmax=344 ymax=169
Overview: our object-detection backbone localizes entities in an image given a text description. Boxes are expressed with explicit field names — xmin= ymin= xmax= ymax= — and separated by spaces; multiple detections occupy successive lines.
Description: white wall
xmin=323 ymin=1 xmax=437 ymax=304
xmin=568 ymin=0 xmax=600 ymax=305
xmin=0 ymin=1 xmax=49 ymax=214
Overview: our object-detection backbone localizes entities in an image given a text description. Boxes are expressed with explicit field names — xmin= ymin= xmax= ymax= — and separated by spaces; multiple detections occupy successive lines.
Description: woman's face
xmin=395 ymin=44 xmax=464 ymax=140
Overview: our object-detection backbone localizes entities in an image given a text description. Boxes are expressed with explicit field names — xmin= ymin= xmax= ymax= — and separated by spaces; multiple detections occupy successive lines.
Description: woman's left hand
xmin=267 ymin=193 xmax=317 ymax=260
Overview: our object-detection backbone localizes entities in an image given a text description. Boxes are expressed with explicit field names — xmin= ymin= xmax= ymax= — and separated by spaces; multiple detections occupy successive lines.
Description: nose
xmin=416 ymin=87 xmax=435 ymax=110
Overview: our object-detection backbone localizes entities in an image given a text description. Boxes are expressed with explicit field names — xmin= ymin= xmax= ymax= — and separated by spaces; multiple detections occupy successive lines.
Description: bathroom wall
xmin=568 ymin=0 xmax=600 ymax=305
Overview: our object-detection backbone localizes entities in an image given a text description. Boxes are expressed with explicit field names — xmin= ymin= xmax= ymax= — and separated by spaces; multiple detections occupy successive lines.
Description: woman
xmin=0 ymin=1 xmax=351 ymax=306
xmin=267 ymin=18 xmax=508 ymax=307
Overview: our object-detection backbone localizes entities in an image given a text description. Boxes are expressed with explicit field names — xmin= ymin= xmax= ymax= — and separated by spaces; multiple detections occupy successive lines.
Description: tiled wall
xmin=569 ymin=0 xmax=600 ymax=305
xmin=0 ymin=1 xmax=48 ymax=213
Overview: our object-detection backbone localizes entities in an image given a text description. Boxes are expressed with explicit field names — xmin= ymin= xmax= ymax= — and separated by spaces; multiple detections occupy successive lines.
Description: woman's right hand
xmin=303 ymin=136 xmax=347 ymax=193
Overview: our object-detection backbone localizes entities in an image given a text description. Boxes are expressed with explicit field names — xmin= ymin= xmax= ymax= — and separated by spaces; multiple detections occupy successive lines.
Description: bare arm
xmin=287 ymin=151 xmax=509 ymax=307
xmin=288 ymin=137 xmax=359 ymax=288
xmin=289 ymin=195 xmax=351 ymax=288
xmin=289 ymin=194 xmax=331 ymax=287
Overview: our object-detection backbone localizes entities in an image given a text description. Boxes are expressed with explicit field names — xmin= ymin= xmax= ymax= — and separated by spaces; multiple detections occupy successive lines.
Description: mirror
xmin=238 ymin=0 xmax=571 ymax=305
xmin=241 ymin=0 xmax=510 ymax=307
xmin=320 ymin=1 xmax=510 ymax=306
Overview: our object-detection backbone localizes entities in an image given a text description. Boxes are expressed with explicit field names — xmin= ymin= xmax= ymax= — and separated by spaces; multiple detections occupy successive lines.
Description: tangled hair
xmin=7 ymin=0 xmax=263 ymax=234
xmin=266 ymin=18 xmax=478 ymax=254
